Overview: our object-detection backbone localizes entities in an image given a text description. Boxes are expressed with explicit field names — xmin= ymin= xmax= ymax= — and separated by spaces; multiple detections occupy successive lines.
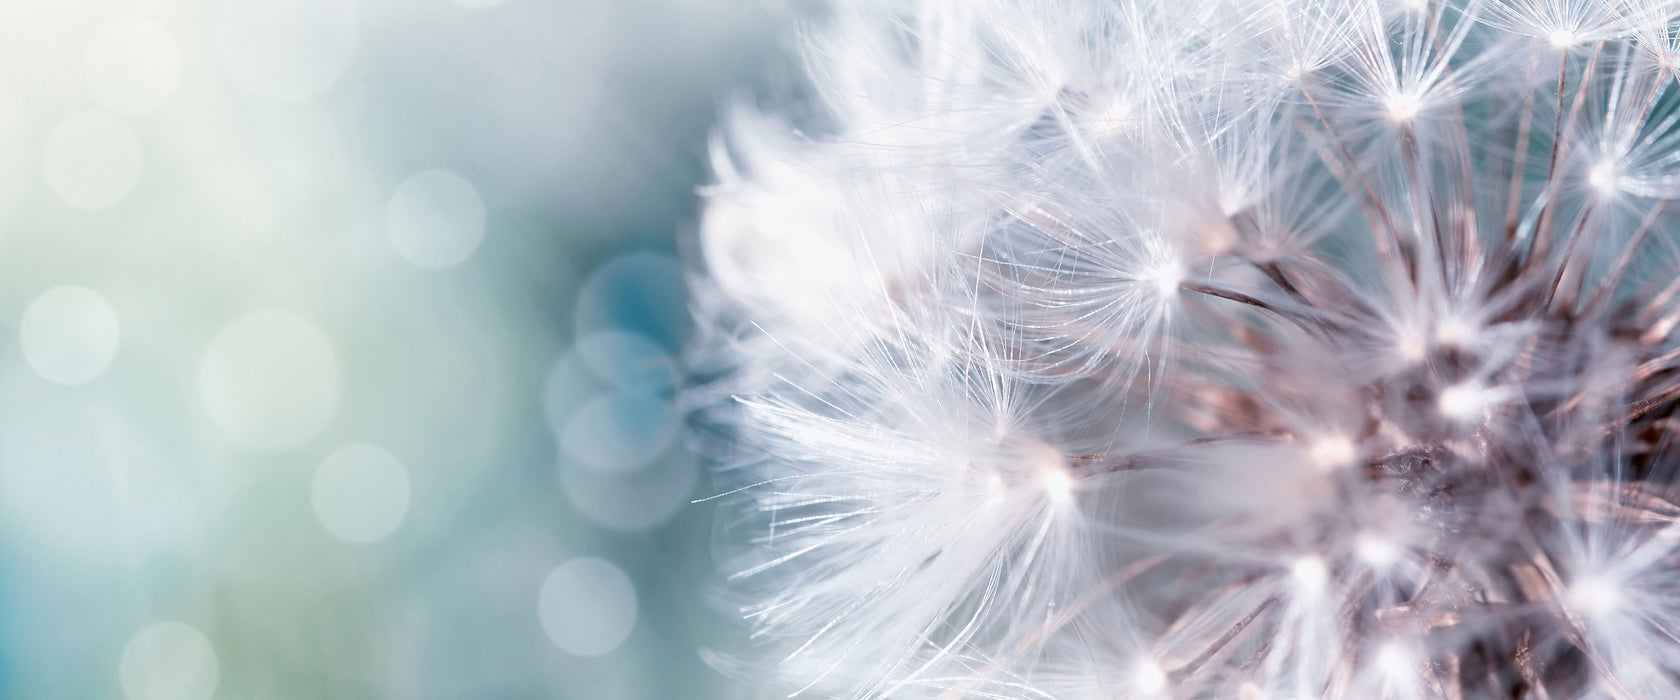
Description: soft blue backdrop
xmin=0 ymin=1 xmax=786 ymax=697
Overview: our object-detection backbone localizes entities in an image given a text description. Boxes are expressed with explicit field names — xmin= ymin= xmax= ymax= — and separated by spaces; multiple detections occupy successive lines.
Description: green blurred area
xmin=0 ymin=0 xmax=785 ymax=697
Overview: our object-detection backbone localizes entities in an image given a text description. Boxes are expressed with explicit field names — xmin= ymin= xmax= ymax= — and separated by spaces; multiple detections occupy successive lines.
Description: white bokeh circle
xmin=573 ymin=330 xmax=677 ymax=394
xmin=537 ymin=557 xmax=637 ymax=658
xmin=545 ymin=331 xmax=694 ymax=530
xmin=217 ymin=0 xmax=358 ymax=101
xmin=542 ymin=331 xmax=678 ymax=433
xmin=572 ymin=252 xmax=688 ymax=349
xmin=386 ymin=170 xmax=487 ymax=269
xmin=119 ymin=621 xmax=219 ymax=700
xmin=561 ymin=449 xmax=697 ymax=532
xmin=85 ymin=18 xmax=183 ymax=116
xmin=311 ymin=443 xmax=412 ymax=544
xmin=561 ymin=393 xmax=677 ymax=473
xmin=20 ymin=286 xmax=120 ymax=385
xmin=42 ymin=111 xmax=141 ymax=210
xmin=197 ymin=310 xmax=340 ymax=449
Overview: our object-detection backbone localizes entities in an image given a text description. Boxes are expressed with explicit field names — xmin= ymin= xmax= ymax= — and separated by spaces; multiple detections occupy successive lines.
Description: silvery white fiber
xmin=687 ymin=0 xmax=1680 ymax=697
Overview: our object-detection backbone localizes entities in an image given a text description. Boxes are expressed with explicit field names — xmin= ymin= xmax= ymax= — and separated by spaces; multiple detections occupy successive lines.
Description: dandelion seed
xmin=1143 ymin=257 xmax=1184 ymax=302
xmin=1355 ymin=532 xmax=1400 ymax=569
xmin=1291 ymin=555 xmax=1328 ymax=594
xmin=1308 ymin=434 xmax=1356 ymax=470
xmin=1438 ymin=383 xmax=1491 ymax=421
xmin=1385 ymin=92 xmax=1421 ymax=122
xmin=1659 ymin=51 xmax=1680 ymax=73
xmin=1568 ymin=575 xmax=1623 ymax=619
xmin=984 ymin=471 xmax=1008 ymax=504
xmin=1397 ymin=334 xmax=1428 ymax=363
xmin=1042 ymin=466 xmax=1074 ymax=504
xmin=1589 ymin=160 xmax=1620 ymax=195
xmin=1133 ymin=659 xmax=1168 ymax=694
xmin=1434 ymin=317 xmax=1473 ymax=347
xmin=1375 ymin=643 xmax=1415 ymax=677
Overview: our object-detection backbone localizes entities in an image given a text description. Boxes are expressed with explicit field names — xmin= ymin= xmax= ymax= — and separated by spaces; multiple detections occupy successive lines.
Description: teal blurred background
xmin=0 ymin=1 xmax=783 ymax=697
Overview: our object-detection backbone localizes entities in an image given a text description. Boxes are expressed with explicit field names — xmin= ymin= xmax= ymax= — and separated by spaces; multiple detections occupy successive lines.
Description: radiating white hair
xmin=688 ymin=0 xmax=1680 ymax=697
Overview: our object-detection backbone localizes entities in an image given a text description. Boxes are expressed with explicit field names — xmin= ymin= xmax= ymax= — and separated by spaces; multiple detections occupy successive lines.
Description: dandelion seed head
xmin=1291 ymin=555 xmax=1329 ymax=593
xmin=1397 ymin=334 xmax=1428 ymax=363
xmin=1386 ymin=91 xmax=1421 ymax=122
xmin=1089 ymin=98 xmax=1137 ymax=137
xmin=1145 ymin=258 xmax=1183 ymax=300
xmin=1375 ymin=643 xmax=1415 ymax=677
xmin=1568 ymin=575 xmax=1624 ymax=620
xmin=984 ymin=471 xmax=1008 ymax=504
xmin=1434 ymin=317 xmax=1473 ymax=347
xmin=1355 ymin=531 xmax=1401 ymax=569
xmin=1659 ymin=50 xmax=1680 ymax=73
xmin=1549 ymin=28 xmax=1579 ymax=49
xmin=1133 ymin=659 xmax=1168 ymax=694
xmin=1041 ymin=465 xmax=1074 ymax=504
xmin=1308 ymin=434 xmax=1357 ymax=470
xmin=1438 ymin=382 xmax=1491 ymax=421
xmin=1589 ymin=159 xmax=1621 ymax=195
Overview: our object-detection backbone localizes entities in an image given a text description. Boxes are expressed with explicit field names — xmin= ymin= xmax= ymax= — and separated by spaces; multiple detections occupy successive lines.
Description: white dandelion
xmin=688 ymin=0 xmax=1680 ymax=697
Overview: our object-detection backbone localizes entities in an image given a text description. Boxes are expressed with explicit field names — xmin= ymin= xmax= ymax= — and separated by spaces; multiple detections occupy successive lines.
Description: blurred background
xmin=0 ymin=0 xmax=788 ymax=697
